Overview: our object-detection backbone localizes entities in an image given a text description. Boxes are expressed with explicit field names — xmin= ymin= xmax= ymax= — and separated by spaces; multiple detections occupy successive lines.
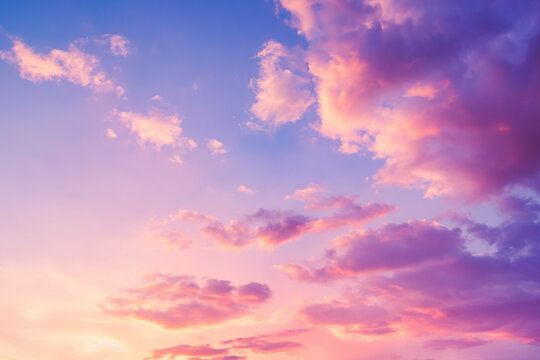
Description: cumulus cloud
xmin=1 ymin=36 xmax=119 ymax=94
xmin=269 ymin=0 xmax=540 ymax=199
xmin=207 ymin=139 xmax=226 ymax=155
xmin=152 ymin=187 xmax=395 ymax=249
xmin=101 ymin=273 xmax=271 ymax=329
xmin=249 ymin=40 xmax=315 ymax=128
xmin=114 ymin=108 xmax=197 ymax=151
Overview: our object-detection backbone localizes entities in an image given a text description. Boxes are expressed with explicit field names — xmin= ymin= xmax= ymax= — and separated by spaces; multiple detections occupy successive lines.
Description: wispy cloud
xmin=237 ymin=185 xmax=255 ymax=195
xmin=103 ymin=34 xmax=130 ymax=57
xmin=152 ymin=187 xmax=395 ymax=249
xmin=1 ymin=36 xmax=121 ymax=95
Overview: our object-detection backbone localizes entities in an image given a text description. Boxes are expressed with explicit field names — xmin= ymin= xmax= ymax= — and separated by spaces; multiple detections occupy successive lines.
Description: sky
xmin=1 ymin=0 xmax=540 ymax=359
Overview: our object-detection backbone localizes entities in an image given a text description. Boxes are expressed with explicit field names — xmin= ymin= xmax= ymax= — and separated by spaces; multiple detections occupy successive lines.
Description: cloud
xmin=1 ymin=36 xmax=119 ymax=94
xmin=145 ymin=344 xmax=228 ymax=360
xmin=285 ymin=183 xmax=326 ymax=202
xmin=114 ymin=108 xmax=197 ymax=151
xmin=286 ymin=206 xmax=540 ymax=342
xmin=106 ymin=128 xmax=117 ymax=139
xmin=104 ymin=34 xmax=129 ymax=57
xmin=280 ymin=220 xmax=462 ymax=282
xmin=237 ymin=185 xmax=255 ymax=195
xmin=155 ymin=187 xmax=394 ymax=249
xmin=271 ymin=0 xmax=540 ymax=199
xmin=152 ymin=94 xmax=163 ymax=101
xmin=299 ymin=297 xmax=396 ymax=336
xmin=249 ymin=40 xmax=315 ymax=128
xmin=147 ymin=228 xmax=193 ymax=249
xmin=101 ymin=273 xmax=271 ymax=329
xmin=146 ymin=329 xmax=305 ymax=360
xmin=207 ymin=139 xmax=226 ymax=155
xmin=425 ymin=337 xmax=488 ymax=350
xmin=222 ymin=330 xmax=304 ymax=353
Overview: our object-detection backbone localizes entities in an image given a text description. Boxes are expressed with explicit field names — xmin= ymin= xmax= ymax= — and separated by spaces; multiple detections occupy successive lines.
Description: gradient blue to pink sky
xmin=1 ymin=1 xmax=540 ymax=359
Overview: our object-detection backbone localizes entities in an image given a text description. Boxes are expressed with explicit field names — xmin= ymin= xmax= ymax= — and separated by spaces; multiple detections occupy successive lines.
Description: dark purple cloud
xmin=269 ymin=0 xmax=540 ymax=200
xmin=287 ymin=208 xmax=540 ymax=342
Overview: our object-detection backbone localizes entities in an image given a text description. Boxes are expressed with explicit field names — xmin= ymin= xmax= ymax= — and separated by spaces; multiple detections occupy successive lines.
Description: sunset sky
xmin=1 ymin=1 xmax=540 ymax=359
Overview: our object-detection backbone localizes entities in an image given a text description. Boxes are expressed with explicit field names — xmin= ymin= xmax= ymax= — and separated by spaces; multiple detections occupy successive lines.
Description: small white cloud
xmin=115 ymin=86 xmax=126 ymax=99
xmin=206 ymin=138 xmax=226 ymax=155
xmin=151 ymin=94 xmax=163 ymax=101
xmin=168 ymin=154 xmax=183 ymax=164
xmin=237 ymin=185 xmax=255 ymax=195
xmin=106 ymin=128 xmax=117 ymax=139
xmin=104 ymin=34 xmax=129 ymax=57
xmin=114 ymin=108 xmax=195 ymax=152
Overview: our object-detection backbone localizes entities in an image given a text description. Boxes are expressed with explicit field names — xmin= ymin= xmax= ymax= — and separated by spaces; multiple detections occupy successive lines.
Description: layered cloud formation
xmin=283 ymin=208 xmax=540 ymax=342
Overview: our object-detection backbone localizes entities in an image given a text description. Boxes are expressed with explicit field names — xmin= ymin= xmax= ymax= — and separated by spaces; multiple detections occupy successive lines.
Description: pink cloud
xmin=1 ymin=36 xmax=118 ymax=94
xmin=207 ymin=139 xmax=226 ymax=155
xmin=145 ymin=344 xmax=228 ymax=360
xmin=106 ymin=128 xmax=118 ymax=139
xmin=424 ymin=337 xmax=487 ymax=350
xmin=222 ymin=331 xmax=304 ymax=353
xmin=160 ymin=188 xmax=394 ymax=249
xmin=249 ymin=40 xmax=315 ymax=128
xmin=104 ymin=34 xmax=130 ymax=57
xmin=280 ymin=220 xmax=462 ymax=281
xmin=237 ymin=185 xmax=255 ymax=195
xmin=114 ymin=108 xmax=197 ymax=151
xmin=101 ymin=274 xmax=271 ymax=329
xmin=284 ymin=183 xmax=326 ymax=202
xmin=270 ymin=0 xmax=540 ymax=199
xmin=146 ymin=329 xmax=305 ymax=360
xmin=299 ymin=298 xmax=396 ymax=335
xmin=286 ymin=210 xmax=540 ymax=342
